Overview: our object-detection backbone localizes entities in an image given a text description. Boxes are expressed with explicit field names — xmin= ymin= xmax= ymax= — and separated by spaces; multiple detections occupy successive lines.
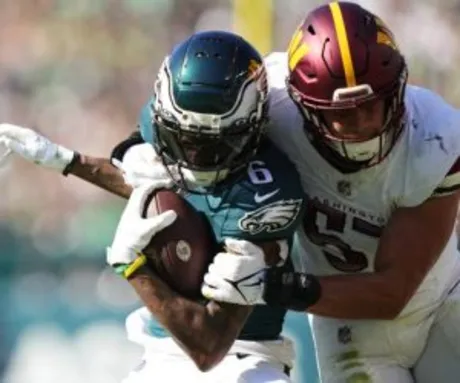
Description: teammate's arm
xmin=128 ymin=267 xmax=251 ymax=372
xmin=309 ymin=190 xmax=460 ymax=319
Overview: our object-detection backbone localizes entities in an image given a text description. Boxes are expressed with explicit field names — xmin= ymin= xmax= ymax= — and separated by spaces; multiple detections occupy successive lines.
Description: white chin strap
xmin=328 ymin=133 xmax=385 ymax=162
xmin=180 ymin=167 xmax=229 ymax=187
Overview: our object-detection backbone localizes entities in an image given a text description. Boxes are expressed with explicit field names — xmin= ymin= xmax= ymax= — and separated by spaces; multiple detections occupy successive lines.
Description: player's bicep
xmin=375 ymin=191 xmax=460 ymax=303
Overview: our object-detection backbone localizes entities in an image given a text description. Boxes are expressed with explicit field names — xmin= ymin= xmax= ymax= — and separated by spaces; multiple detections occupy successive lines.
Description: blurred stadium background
xmin=0 ymin=0 xmax=458 ymax=382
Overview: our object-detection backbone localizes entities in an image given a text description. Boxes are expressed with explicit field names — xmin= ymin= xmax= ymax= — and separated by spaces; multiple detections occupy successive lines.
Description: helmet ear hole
xmin=307 ymin=25 xmax=316 ymax=35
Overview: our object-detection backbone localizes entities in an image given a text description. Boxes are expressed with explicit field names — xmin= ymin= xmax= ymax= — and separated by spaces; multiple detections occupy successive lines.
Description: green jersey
xmin=138 ymin=100 xmax=306 ymax=340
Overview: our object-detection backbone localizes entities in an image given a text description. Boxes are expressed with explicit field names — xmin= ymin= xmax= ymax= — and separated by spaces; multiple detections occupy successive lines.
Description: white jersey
xmin=265 ymin=52 xmax=460 ymax=316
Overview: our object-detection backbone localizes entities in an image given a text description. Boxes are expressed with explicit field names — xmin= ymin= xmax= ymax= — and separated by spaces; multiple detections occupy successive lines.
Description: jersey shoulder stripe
xmin=433 ymin=157 xmax=460 ymax=197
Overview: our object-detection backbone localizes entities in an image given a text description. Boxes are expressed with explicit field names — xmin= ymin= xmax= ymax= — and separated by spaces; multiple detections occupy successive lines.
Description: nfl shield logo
xmin=338 ymin=326 xmax=352 ymax=344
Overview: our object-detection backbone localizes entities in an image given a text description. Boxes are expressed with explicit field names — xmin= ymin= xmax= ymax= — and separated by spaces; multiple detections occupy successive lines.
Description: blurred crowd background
xmin=0 ymin=0 xmax=458 ymax=382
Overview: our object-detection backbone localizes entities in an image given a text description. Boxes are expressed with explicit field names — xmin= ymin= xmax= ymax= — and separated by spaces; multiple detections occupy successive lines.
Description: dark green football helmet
xmin=151 ymin=30 xmax=269 ymax=189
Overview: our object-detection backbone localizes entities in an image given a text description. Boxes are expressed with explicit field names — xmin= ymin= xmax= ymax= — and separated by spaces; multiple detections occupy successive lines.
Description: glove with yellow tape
xmin=106 ymin=180 xmax=176 ymax=278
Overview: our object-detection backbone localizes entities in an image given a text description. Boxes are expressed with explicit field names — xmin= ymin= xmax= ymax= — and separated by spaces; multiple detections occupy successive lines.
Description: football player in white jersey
xmin=201 ymin=2 xmax=460 ymax=382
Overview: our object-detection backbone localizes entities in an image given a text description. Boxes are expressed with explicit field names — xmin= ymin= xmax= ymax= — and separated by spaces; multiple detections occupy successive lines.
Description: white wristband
xmin=54 ymin=145 xmax=75 ymax=172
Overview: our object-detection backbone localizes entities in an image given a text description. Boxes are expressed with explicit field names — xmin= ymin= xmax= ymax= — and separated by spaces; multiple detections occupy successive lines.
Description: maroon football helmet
xmin=287 ymin=1 xmax=408 ymax=168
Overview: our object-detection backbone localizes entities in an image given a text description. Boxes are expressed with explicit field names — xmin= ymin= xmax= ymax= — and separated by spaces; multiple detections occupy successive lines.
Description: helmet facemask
xmin=152 ymin=108 xmax=265 ymax=190
xmin=290 ymin=65 xmax=408 ymax=167
xmin=151 ymin=50 xmax=268 ymax=191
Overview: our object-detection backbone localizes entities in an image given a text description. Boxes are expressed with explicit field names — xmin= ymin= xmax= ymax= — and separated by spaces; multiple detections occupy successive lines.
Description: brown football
xmin=142 ymin=189 xmax=216 ymax=299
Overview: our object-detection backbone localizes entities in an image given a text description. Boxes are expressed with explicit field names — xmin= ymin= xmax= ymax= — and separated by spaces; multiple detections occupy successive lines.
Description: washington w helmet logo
xmin=238 ymin=199 xmax=303 ymax=235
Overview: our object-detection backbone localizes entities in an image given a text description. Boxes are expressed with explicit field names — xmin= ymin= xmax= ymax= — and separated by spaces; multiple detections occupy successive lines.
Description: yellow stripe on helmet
xmin=287 ymin=29 xmax=310 ymax=70
xmin=329 ymin=2 xmax=356 ymax=87
xmin=375 ymin=17 xmax=398 ymax=50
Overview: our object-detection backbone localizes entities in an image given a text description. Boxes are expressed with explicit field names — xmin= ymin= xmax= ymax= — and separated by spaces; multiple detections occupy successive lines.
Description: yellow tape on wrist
xmin=123 ymin=253 xmax=147 ymax=279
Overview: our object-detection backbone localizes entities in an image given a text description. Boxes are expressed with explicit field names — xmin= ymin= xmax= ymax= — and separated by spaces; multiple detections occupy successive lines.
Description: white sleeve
xmin=399 ymin=88 xmax=460 ymax=206
xmin=432 ymin=157 xmax=460 ymax=197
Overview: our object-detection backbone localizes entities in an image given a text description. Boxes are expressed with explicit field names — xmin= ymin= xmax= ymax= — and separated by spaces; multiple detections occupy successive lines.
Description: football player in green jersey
xmin=0 ymin=31 xmax=320 ymax=382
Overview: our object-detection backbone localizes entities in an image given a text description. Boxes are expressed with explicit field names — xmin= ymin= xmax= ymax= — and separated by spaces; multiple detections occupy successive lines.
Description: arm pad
xmin=263 ymin=268 xmax=321 ymax=311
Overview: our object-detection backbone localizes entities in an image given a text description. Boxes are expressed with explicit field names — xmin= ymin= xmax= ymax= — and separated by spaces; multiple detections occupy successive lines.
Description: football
xmin=142 ymin=189 xmax=216 ymax=299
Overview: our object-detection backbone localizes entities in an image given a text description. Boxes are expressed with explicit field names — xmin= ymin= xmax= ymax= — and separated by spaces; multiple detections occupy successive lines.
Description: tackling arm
xmin=204 ymin=190 xmax=460 ymax=319
xmin=65 ymin=153 xmax=132 ymax=198
xmin=65 ymin=130 xmax=152 ymax=198
xmin=61 ymin=131 xmax=145 ymax=198
xmin=0 ymin=123 xmax=141 ymax=199
xmin=308 ymin=191 xmax=460 ymax=319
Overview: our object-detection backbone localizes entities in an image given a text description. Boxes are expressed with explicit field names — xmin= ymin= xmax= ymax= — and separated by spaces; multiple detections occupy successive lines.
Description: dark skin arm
xmin=65 ymin=154 xmax=253 ymax=371
xmin=128 ymin=267 xmax=252 ymax=372
xmin=308 ymin=191 xmax=460 ymax=319
xmin=66 ymin=154 xmax=132 ymax=198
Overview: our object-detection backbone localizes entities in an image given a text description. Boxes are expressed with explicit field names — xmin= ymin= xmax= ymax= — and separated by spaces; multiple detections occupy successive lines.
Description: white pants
xmin=310 ymin=249 xmax=460 ymax=383
xmin=122 ymin=307 xmax=294 ymax=383
xmin=412 ymin=280 xmax=460 ymax=383
xmin=122 ymin=353 xmax=291 ymax=383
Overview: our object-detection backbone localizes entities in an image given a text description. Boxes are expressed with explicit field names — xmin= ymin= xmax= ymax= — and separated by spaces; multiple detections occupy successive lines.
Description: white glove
xmin=112 ymin=143 xmax=177 ymax=188
xmin=106 ymin=180 xmax=177 ymax=267
xmin=201 ymin=238 xmax=269 ymax=305
xmin=0 ymin=123 xmax=74 ymax=172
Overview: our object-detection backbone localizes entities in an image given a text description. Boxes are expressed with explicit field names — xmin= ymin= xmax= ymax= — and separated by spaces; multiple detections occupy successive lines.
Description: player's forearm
xmin=311 ymin=193 xmax=460 ymax=320
xmin=308 ymin=273 xmax=403 ymax=319
xmin=129 ymin=269 xmax=251 ymax=371
xmin=66 ymin=154 xmax=132 ymax=198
